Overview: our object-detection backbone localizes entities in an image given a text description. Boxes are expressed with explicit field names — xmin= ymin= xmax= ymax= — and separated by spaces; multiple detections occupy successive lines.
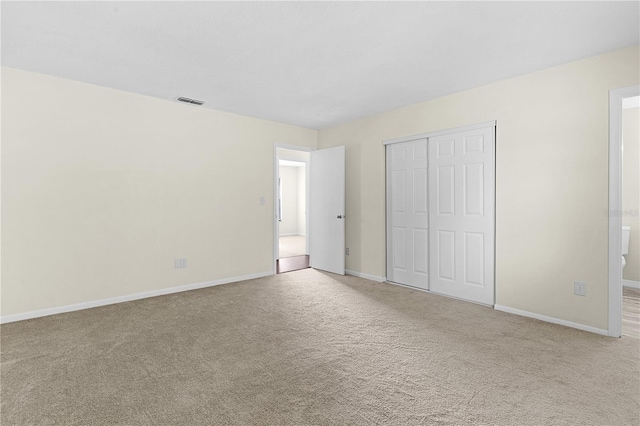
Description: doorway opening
xmin=275 ymin=147 xmax=310 ymax=274
xmin=621 ymin=95 xmax=639 ymax=338
xmin=608 ymin=86 xmax=640 ymax=337
xmin=273 ymin=144 xmax=346 ymax=276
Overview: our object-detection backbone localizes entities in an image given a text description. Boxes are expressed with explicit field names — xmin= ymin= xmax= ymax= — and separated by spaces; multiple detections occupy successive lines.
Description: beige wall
xmin=278 ymin=165 xmax=301 ymax=236
xmin=318 ymin=46 xmax=640 ymax=330
xmin=623 ymin=107 xmax=640 ymax=282
xmin=1 ymin=67 xmax=317 ymax=317
xmin=3 ymin=47 xmax=639 ymax=330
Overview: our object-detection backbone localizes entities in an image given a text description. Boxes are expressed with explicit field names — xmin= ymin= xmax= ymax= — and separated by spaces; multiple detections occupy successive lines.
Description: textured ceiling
xmin=2 ymin=1 xmax=639 ymax=129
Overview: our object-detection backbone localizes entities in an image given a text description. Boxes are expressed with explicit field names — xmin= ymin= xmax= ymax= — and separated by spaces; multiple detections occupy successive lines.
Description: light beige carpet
xmin=279 ymin=235 xmax=306 ymax=258
xmin=2 ymin=269 xmax=639 ymax=425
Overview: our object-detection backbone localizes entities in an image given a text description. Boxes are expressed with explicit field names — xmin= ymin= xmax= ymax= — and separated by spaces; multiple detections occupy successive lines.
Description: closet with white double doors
xmin=385 ymin=122 xmax=495 ymax=305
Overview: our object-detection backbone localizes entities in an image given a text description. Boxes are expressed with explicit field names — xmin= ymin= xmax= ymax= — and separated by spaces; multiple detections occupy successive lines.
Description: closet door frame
xmin=384 ymin=121 xmax=496 ymax=303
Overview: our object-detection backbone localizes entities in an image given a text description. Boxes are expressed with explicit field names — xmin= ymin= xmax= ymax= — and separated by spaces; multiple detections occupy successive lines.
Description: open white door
xmin=310 ymin=146 xmax=345 ymax=275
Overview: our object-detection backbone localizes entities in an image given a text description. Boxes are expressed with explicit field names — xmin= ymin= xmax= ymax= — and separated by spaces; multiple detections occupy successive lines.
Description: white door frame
xmin=608 ymin=85 xmax=640 ymax=337
xmin=273 ymin=144 xmax=312 ymax=275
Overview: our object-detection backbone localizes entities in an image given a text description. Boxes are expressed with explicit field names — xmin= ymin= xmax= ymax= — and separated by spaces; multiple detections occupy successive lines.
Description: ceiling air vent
xmin=177 ymin=96 xmax=204 ymax=106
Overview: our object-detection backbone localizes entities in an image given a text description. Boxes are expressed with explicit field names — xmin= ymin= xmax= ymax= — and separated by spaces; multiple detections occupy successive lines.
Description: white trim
xmin=608 ymin=85 xmax=640 ymax=338
xmin=0 ymin=271 xmax=272 ymax=324
xmin=383 ymin=120 xmax=497 ymax=145
xmin=305 ymin=159 xmax=310 ymax=256
xmin=622 ymin=96 xmax=640 ymax=109
xmin=279 ymin=233 xmax=304 ymax=237
xmin=274 ymin=147 xmax=279 ymax=271
xmin=345 ymin=269 xmax=386 ymax=282
xmin=385 ymin=143 xmax=393 ymax=282
xmin=279 ymin=160 xmax=305 ymax=167
xmin=274 ymin=143 xmax=313 ymax=152
xmin=494 ymin=304 xmax=609 ymax=336
xmin=623 ymin=280 xmax=640 ymax=289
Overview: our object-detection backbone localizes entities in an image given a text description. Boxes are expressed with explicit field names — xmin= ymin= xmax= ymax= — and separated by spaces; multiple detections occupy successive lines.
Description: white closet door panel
xmin=437 ymin=230 xmax=456 ymax=281
xmin=386 ymin=139 xmax=429 ymax=289
xmin=464 ymin=232 xmax=485 ymax=286
xmin=414 ymin=228 xmax=428 ymax=274
xmin=437 ymin=165 xmax=455 ymax=216
xmin=464 ymin=163 xmax=484 ymax=216
xmin=428 ymin=126 xmax=495 ymax=305
xmin=393 ymin=226 xmax=407 ymax=271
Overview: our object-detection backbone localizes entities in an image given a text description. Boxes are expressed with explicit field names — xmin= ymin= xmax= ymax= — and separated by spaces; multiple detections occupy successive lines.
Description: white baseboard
xmin=494 ymin=304 xmax=609 ymax=336
xmin=0 ymin=271 xmax=273 ymax=324
xmin=279 ymin=233 xmax=305 ymax=237
xmin=345 ymin=269 xmax=386 ymax=282
xmin=623 ymin=279 xmax=640 ymax=289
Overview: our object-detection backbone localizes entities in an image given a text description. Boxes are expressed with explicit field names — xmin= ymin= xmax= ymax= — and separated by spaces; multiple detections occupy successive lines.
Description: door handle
xmin=337 ymin=215 xmax=344 ymax=219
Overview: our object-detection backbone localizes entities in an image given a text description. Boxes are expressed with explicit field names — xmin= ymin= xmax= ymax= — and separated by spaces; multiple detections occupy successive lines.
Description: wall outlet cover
xmin=574 ymin=281 xmax=587 ymax=296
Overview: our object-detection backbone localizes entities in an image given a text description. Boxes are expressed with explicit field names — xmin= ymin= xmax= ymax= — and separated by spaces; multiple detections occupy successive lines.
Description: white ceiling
xmin=2 ymin=2 xmax=639 ymax=129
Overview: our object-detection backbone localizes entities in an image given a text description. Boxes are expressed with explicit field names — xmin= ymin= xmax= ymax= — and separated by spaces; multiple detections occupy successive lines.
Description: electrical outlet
xmin=574 ymin=281 xmax=587 ymax=296
xmin=260 ymin=197 xmax=265 ymax=206
xmin=175 ymin=258 xmax=188 ymax=269
xmin=346 ymin=248 xmax=350 ymax=255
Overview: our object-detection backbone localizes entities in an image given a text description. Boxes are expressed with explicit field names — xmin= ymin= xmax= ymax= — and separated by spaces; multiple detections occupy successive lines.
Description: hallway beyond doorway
xmin=279 ymin=235 xmax=306 ymax=258
xmin=277 ymin=235 xmax=308 ymax=274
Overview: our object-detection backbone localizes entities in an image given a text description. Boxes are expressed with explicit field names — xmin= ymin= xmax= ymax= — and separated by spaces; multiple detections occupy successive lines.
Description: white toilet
xmin=622 ymin=225 xmax=631 ymax=270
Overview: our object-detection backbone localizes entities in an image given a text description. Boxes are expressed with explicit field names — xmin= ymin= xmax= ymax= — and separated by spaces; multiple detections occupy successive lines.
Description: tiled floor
xmin=622 ymin=287 xmax=640 ymax=339
xmin=279 ymin=235 xmax=306 ymax=258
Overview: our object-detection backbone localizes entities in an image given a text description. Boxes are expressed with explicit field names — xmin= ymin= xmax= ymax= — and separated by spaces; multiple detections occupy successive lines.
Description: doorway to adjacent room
xmin=276 ymin=153 xmax=309 ymax=273
xmin=273 ymin=145 xmax=346 ymax=275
